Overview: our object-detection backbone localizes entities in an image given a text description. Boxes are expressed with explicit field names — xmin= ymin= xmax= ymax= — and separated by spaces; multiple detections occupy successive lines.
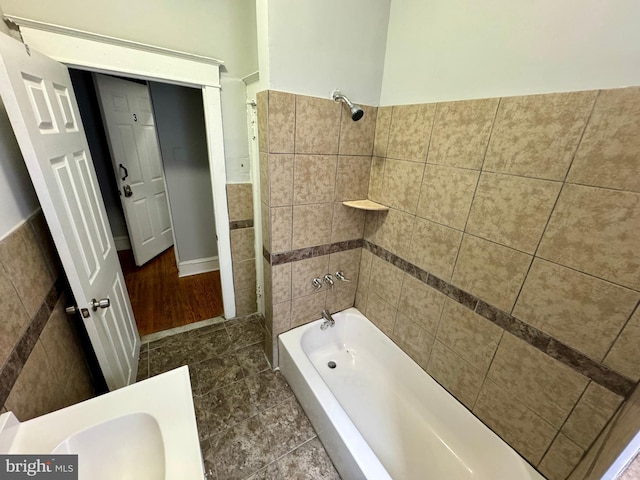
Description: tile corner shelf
xmin=342 ymin=200 xmax=389 ymax=211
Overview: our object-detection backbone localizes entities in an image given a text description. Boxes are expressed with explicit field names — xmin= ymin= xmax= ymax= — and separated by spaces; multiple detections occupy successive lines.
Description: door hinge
xmin=4 ymin=18 xmax=26 ymax=47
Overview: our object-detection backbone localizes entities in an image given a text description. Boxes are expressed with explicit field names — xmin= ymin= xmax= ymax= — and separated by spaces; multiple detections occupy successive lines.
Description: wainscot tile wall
xmin=0 ymin=212 xmax=95 ymax=421
xmin=258 ymin=86 xmax=640 ymax=480
xmin=227 ymin=183 xmax=257 ymax=316
xmin=569 ymin=381 xmax=640 ymax=479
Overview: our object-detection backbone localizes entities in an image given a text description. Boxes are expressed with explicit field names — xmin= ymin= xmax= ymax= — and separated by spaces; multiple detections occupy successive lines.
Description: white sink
xmin=0 ymin=366 xmax=202 ymax=479
xmin=52 ymin=413 xmax=165 ymax=480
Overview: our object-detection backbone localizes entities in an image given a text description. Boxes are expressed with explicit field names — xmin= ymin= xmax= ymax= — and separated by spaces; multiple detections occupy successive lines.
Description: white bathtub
xmin=279 ymin=307 xmax=544 ymax=480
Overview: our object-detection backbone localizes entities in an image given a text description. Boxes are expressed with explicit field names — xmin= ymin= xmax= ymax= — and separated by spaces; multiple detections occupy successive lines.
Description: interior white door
xmin=0 ymin=33 xmax=140 ymax=390
xmin=93 ymin=74 xmax=174 ymax=266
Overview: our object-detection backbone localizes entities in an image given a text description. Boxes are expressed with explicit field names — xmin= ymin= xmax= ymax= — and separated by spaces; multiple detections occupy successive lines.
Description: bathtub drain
xmin=328 ymin=361 xmax=337 ymax=369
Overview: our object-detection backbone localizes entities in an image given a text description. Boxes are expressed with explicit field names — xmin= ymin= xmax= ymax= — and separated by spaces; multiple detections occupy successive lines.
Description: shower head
xmin=332 ymin=90 xmax=364 ymax=121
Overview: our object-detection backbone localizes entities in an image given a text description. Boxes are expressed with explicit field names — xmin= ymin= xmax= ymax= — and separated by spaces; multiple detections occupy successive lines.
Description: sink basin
xmin=52 ymin=413 xmax=165 ymax=480
xmin=0 ymin=367 xmax=202 ymax=479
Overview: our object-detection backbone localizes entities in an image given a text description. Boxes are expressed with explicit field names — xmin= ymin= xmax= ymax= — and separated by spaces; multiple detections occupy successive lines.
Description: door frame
xmin=243 ymin=71 xmax=265 ymax=315
xmin=6 ymin=15 xmax=237 ymax=318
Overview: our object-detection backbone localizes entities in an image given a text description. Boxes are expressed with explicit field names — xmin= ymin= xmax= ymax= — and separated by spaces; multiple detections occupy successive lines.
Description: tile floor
xmin=136 ymin=313 xmax=341 ymax=480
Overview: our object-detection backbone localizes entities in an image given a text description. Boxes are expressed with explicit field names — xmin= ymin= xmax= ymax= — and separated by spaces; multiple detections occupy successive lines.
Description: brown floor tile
xmin=136 ymin=349 xmax=149 ymax=381
xmin=148 ymin=344 xmax=191 ymax=377
xmin=193 ymin=404 xmax=211 ymax=440
xmin=148 ymin=329 xmax=233 ymax=376
xmin=193 ymin=356 xmax=245 ymax=394
xmin=259 ymin=397 xmax=317 ymax=458
xmin=245 ymin=462 xmax=282 ymax=480
xmin=195 ymin=380 xmax=257 ymax=438
xmin=142 ymin=322 xmax=338 ymax=480
xmin=277 ymin=438 xmax=340 ymax=480
xmin=187 ymin=329 xmax=235 ymax=361
xmin=246 ymin=370 xmax=295 ymax=411
xmin=204 ymin=416 xmax=275 ymax=480
xmin=227 ymin=318 xmax=266 ymax=349
xmin=147 ymin=331 xmax=191 ymax=351
xmin=235 ymin=343 xmax=270 ymax=376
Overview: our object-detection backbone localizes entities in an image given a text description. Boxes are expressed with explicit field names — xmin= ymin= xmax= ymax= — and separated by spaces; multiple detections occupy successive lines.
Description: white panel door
xmin=93 ymin=74 xmax=174 ymax=266
xmin=0 ymin=33 xmax=140 ymax=390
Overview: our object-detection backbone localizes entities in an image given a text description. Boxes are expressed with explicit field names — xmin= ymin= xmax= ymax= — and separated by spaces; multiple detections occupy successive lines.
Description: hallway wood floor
xmin=118 ymin=248 xmax=224 ymax=336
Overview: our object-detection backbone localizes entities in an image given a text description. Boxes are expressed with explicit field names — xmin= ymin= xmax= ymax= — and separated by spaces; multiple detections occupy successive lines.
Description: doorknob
xmin=123 ymin=184 xmax=133 ymax=197
xmin=91 ymin=298 xmax=111 ymax=311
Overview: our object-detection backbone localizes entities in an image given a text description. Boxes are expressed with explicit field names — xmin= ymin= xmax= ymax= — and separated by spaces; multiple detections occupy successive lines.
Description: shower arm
xmin=332 ymin=90 xmax=354 ymax=109
xmin=331 ymin=89 xmax=364 ymax=121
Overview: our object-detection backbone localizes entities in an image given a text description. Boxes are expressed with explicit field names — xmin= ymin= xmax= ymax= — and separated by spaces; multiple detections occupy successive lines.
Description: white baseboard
xmin=178 ymin=256 xmax=220 ymax=277
xmin=114 ymin=235 xmax=131 ymax=251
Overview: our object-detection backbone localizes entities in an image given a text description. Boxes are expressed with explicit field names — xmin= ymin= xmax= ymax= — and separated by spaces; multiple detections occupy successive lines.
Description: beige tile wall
xmin=356 ymin=87 xmax=640 ymax=480
xmin=569 ymin=381 xmax=640 ymax=480
xmin=227 ymin=183 xmax=258 ymax=316
xmin=260 ymin=86 xmax=640 ymax=480
xmin=226 ymin=183 xmax=254 ymax=222
xmin=257 ymin=90 xmax=374 ymax=365
xmin=0 ymin=213 xmax=95 ymax=420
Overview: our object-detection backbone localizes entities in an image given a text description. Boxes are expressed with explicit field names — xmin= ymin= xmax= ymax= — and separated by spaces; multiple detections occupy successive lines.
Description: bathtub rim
xmin=279 ymin=309 xmax=391 ymax=480
xmin=279 ymin=307 xmax=544 ymax=480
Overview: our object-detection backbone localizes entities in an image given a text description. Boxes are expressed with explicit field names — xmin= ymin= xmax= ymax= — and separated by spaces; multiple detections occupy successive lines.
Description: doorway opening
xmin=69 ymin=69 xmax=225 ymax=336
xmin=3 ymin=16 xmax=235 ymax=389
xmin=117 ymin=249 xmax=223 ymax=336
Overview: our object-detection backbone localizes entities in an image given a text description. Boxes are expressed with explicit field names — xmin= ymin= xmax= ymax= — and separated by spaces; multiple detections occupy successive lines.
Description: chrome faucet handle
xmin=323 ymin=274 xmax=334 ymax=287
xmin=312 ymin=278 xmax=323 ymax=290
xmin=335 ymin=271 xmax=350 ymax=282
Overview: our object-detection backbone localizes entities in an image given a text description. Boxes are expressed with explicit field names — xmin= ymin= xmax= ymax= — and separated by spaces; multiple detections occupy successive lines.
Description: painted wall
xmin=380 ymin=0 xmax=640 ymax=105
xmin=255 ymin=0 xmax=269 ymax=93
xmin=0 ymin=100 xmax=39 ymax=238
xmin=0 ymin=0 xmax=257 ymax=183
xmin=261 ymin=0 xmax=391 ymax=106
xmin=220 ymin=75 xmax=251 ymax=182
xmin=0 ymin=0 xmax=257 ymax=78
xmin=149 ymin=82 xmax=218 ymax=262
xmin=0 ymin=8 xmax=39 ymax=238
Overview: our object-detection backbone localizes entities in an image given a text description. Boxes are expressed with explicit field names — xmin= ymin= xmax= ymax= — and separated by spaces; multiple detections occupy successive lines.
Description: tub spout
xmin=321 ymin=309 xmax=335 ymax=330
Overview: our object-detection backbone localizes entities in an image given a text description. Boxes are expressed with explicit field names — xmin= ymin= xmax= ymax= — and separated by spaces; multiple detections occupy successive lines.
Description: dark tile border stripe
xmin=0 ymin=280 xmax=63 ymax=407
xmin=363 ymin=240 xmax=635 ymax=398
xmin=261 ymin=236 xmax=635 ymax=397
xmin=229 ymin=220 xmax=254 ymax=230
xmin=264 ymin=239 xmax=363 ymax=266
